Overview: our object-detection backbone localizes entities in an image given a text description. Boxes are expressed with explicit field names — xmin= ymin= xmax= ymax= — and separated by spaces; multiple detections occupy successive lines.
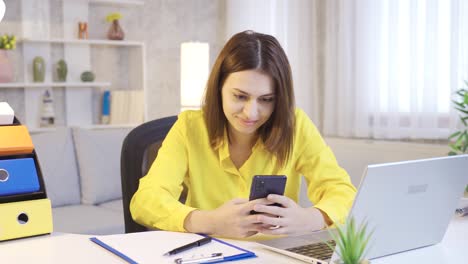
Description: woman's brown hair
xmin=202 ymin=30 xmax=295 ymax=168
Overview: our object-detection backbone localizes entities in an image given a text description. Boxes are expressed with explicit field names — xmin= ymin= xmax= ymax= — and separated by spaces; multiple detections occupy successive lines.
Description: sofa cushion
xmin=31 ymin=127 xmax=81 ymax=207
xmin=53 ymin=204 xmax=124 ymax=235
xmin=325 ymin=137 xmax=448 ymax=186
xmin=98 ymin=199 xmax=123 ymax=212
xmin=73 ymin=127 xmax=131 ymax=205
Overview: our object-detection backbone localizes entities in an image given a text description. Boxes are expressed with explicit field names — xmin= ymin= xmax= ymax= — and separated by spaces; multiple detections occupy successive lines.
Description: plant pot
xmin=107 ymin=20 xmax=125 ymax=40
xmin=80 ymin=71 xmax=95 ymax=82
xmin=0 ymin=50 xmax=14 ymax=83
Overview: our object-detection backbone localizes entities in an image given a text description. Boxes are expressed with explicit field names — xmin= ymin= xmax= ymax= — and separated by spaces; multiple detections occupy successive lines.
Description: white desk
xmin=1 ymin=204 xmax=467 ymax=264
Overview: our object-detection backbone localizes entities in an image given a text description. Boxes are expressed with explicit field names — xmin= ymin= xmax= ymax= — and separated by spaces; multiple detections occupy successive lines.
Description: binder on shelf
xmin=0 ymin=158 xmax=40 ymax=196
xmin=90 ymin=231 xmax=256 ymax=264
xmin=0 ymin=105 xmax=53 ymax=241
xmin=0 ymin=199 xmax=53 ymax=241
xmin=0 ymin=125 xmax=34 ymax=155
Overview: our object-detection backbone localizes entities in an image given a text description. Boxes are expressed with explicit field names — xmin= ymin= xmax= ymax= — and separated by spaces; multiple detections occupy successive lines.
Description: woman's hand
xmin=252 ymin=194 xmax=327 ymax=236
xmin=184 ymin=198 xmax=271 ymax=239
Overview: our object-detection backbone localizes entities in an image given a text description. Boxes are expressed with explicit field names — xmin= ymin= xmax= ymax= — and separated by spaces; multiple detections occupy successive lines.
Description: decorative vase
xmin=81 ymin=71 xmax=95 ymax=82
xmin=0 ymin=50 xmax=14 ymax=83
xmin=33 ymin=56 xmax=46 ymax=82
xmin=107 ymin=20 xmax=125 ymax=40
xmin=40 ymin=89 xmax=55 ymax=127
xmin=56 ymin=59 xmax=68 ymax=82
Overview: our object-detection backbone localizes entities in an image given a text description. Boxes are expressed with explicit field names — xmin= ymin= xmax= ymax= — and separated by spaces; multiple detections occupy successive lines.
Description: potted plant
xmin=0 ymin=33 xmax=16 ymax=82
xmin=327 ymin=217 xmax=373 ymax=264
xmin=448 ymin=82 xmax=468 ymax=195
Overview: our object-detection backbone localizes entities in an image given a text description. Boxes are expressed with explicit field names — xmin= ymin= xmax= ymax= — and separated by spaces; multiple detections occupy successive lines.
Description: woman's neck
xmin=227 ymin=126 xmax=257 ymax=149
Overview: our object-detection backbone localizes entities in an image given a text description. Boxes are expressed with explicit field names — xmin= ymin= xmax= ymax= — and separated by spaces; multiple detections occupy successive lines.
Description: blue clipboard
xmin=90 ymin=233 xmax=256 ymax=264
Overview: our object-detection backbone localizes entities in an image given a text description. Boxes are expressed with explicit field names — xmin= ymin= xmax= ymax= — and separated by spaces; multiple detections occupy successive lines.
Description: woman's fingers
xmin=253 ymin=203 xmax=284 ymax=217
xmin=266 ymin=194 xmax=295 ymax=208
xmin=258 ymin=226 xmax=287 ymax=235
xmin=256 ymin=214 xmax=285 ymax=227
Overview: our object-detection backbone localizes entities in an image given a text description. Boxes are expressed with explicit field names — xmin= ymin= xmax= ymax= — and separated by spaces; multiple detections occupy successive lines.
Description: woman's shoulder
xmin=176 ymin=110 xmax=206 ymax=131
xmin=293 ymin=108 xmax=316 ymax=129
xmin=293 ymin=107 xmax=323 ymax=144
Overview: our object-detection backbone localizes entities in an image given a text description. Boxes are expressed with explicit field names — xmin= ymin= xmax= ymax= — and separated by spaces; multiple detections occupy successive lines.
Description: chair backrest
xmin=120 ymin=115 xmax=177 ymax=233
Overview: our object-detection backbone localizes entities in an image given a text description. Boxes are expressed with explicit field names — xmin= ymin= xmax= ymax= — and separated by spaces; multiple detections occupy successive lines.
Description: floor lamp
xmin=0 ymin=0 xmax=5 ymax=23
xmin=180 ymin=42 xmax=209 ymax=110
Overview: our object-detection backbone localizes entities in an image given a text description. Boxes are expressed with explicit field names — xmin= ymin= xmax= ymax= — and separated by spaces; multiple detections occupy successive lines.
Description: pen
xmin=163 ymin=237 xmax=212 ymax=256
xmin=455 ymin=206 xmax=468 ymax=217
xmin=174 ymin=253 xmax=224 ymax=264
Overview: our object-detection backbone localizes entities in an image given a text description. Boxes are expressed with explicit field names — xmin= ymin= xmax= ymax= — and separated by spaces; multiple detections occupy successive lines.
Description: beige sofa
xmin=31 ymin=127 xmax=131 ymax=235
xmin=298 ymin=137 xmax=449 ymax=207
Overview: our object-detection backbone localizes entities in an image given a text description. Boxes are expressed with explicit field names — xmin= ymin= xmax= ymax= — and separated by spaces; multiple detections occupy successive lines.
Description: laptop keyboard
xmin=286 ymin=240 xmax=336 ymax=260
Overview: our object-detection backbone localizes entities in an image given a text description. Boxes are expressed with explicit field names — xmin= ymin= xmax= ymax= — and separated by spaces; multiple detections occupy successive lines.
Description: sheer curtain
xmin=322 ymin=0 xmax=468 ymax=139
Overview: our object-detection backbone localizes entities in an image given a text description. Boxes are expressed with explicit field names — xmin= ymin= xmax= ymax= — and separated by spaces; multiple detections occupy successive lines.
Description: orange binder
xmin=0 ymin=125 xmax=34 ymax=155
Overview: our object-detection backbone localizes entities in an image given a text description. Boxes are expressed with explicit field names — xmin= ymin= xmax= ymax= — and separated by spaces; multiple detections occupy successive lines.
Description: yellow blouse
xmin=130 ymin=109 xmax=356 ymax=232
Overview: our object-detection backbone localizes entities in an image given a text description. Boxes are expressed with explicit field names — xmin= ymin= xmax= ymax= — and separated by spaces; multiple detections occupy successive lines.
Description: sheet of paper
xmin=92 ymin=231 xmax=249 ymax=263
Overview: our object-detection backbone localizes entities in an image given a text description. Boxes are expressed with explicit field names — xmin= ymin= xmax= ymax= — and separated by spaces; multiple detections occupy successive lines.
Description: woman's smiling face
xmin=221 ymin=69 xmax=275 ymax=139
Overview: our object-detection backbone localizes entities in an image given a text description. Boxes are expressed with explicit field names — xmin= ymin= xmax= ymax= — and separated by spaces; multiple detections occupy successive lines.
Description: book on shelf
xmin=108 ymin=90 xmax=144 ymax=125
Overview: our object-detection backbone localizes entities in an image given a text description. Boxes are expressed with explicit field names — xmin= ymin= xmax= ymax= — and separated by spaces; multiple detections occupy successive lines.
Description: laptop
xmin=257 ymin=155 xmax=468 ymax=264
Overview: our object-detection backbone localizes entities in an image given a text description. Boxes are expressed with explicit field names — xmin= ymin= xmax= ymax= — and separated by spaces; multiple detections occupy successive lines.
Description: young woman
xmin=130 ymin=30 xmax=356 ymax=239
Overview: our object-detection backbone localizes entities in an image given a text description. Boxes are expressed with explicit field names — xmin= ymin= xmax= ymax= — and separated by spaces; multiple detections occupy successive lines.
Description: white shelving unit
xmin=4 ymin=0 xmax=146 ymax=130
xmin=21 ymin=38 xmax=144 ymax=47
xmin=0 ymin=82 xmax=111 ymax=88
xmin=29 ymin=123 xmax=140 ymax=133
xmin=89 ymin=0 xmax=144 ymax=6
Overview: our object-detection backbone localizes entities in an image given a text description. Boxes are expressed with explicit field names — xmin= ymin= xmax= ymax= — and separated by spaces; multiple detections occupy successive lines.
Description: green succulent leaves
xmin=327 ymin=217 xmax=373 ymax=264
xmin=0 ymin=34 xmax=16 ymax=50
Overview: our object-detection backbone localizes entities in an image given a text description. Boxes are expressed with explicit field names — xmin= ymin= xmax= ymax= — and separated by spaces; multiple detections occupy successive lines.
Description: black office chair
xmin=120 ymin=115 xmax=178 ymax=233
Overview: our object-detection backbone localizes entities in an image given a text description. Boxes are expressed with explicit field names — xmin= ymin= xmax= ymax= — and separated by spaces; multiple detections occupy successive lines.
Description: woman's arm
xmin=130 ymin=114 xmax=196 ymax=232
xmin=184 ymin=198 xmax=269 ymax=238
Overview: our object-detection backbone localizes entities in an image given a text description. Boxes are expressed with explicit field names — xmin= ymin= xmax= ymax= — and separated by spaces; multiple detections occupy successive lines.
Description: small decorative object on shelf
xmin=0 ymin=34 xmax=16 ymax=83
xmin=33 ymin=56 xmax=46 ymax=82
xmin=327 ymin=217 xmax=373 ymax=264
xmin=78 ymin=21 xmax=88 ymax=39
xmin=56 ymin=59 xmax=68 ymax=82
xmin=40 ymin=89 xmax=55 ymax=127
xmin=106 ymin=12 xmax=124 ymax=40
xmin=80 ymin=71 xmax=95 ymax=82
xmin=101 ymin=90 xmax=111 ymax=124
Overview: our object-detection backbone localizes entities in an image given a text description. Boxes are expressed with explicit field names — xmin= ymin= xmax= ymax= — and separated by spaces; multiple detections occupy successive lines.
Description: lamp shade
xmin=0 ymin=0 xmax=5 ymax=23
xmin=180 ymin=42 xmax=209 ymax=109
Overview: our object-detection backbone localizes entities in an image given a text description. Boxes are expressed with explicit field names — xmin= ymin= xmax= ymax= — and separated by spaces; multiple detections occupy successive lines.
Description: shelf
xmin=29 ymin=124 xmax=139 ymax=133
xmin=89 ymin=0 xmax=144 ymax=6
xmin=0 ymin=82 xmax=112 ymax=88
xmin=82 ymin=124 xmax=140 ymax=129
xmin=21 ymin=38 xmax=144 ymax=47
xmin=29 ymin=127 xmax=59 ymax=133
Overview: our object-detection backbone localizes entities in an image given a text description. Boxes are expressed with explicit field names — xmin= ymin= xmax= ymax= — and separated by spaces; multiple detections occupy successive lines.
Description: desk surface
xmin=1 ymin=200 xmax=468 ymax=264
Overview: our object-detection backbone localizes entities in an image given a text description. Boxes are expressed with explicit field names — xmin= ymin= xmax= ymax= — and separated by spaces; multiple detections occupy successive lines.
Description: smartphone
xmin=249 ymin=175 xmax=287 ymax=214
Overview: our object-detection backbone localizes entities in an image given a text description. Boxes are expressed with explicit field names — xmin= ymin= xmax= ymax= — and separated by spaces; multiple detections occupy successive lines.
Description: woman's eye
xmin=260 ymin=97 xmax=275 ymax=103
xmin=234 ymin=94 xmax=247 ymax=100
